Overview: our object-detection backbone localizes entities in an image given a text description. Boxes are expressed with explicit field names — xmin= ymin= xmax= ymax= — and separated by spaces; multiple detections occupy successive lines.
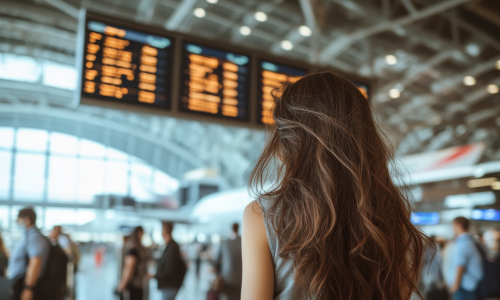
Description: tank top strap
xmin=258 ymin=198 xmax=278 ymax=262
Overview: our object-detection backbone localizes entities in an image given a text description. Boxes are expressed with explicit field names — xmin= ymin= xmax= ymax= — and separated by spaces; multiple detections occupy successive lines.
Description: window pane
xmin=130 ymin=161 xmax=153 ymax=201
xmin=153 ymin=170 xmax=179 ymax=195
xmin=105 ymin=161 xmax=128 ymax=195
xmin=76 ymin=209 xmax=96 ymax=226
xmin=77 ymin=158 xmax=104 ymax=203
xmin=16 ymin=128 xmax=48 ymax=152
xmin=13 ymin=153 xmax=45 ymax=201
xmin=47 ymin=156 xmax=78 ymax=202
xmin=44 ymin=208 xmax=77 ymax=230
xmin=107 ymin=147 xmax=129 ymax=161
xmin=0 ymin=53 xmax=41 ymax=82
xmin=80 ymin=139 xmax=105 ymax=158
xmin=42 ymin=61 xmax=77 ymax=91
xmin=50 ymin=132 xmax=79 ymax=156
xmin=0 ymin=151 xmax=12 ymax=199
xmin=0 ymin=127 xmax=14 ymax=149
xmin=0 ymin=205 xmax=9 ymax=230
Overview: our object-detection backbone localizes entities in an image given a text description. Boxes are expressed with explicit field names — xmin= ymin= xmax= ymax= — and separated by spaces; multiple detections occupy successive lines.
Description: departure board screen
xmin=258 ymin=61 xmax=308 ymax=124
xmin=80 ymin=19 xmax=173 ymax=108
xmin=179 ymin=42 xmax=251 ymax=120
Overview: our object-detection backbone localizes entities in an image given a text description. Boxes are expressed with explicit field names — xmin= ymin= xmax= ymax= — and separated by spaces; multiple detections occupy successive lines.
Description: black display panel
xmin=179 ymin=42 xmax=251 ymax=121
xmin=258 ymin=61 xmax=308 ymax=124
xmin=80 ymin=19 xmax=174 ymax=108
xmin=352 ymin=81 xmax=369 ymax=100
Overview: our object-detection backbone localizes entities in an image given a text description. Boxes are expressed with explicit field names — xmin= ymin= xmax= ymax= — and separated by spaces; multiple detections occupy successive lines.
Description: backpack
xmin=32 ymin=238 xmax=69 ymax=300
xmin=474 ymin=242 xmax=500 ymax=299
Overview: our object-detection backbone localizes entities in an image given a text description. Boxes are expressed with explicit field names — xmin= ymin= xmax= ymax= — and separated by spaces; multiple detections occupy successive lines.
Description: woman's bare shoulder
xmin=243 ymin=201 xmax=266 ymax=237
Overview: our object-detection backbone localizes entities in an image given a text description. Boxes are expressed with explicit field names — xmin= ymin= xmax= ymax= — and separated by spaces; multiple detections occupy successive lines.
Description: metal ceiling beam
xmin=431 ymin=54 xmax=500 ymax=94
xmin=136 ymin=0 xmax=158 ymax=22
xmin=165 ymin=0 xmax=198 ymax=30
xmin=42 ymin=0 xmax=79 ymax=19
xmin=298 ymin=0 xmax=319 ymax=63
xmin=443 ymin=13 xmax=500 ymax=51
xmin=464 ymin=78 xmax=500 ymax=106
xmin=0 ymin=18 xmax=76 ymax=52
xmin=400 ymin=0 xmax=417 ymax=16
xmin=320 ymin=0 xmax=471 ymax=62
xmin=375 ymin=50 xmax=459 ymax=102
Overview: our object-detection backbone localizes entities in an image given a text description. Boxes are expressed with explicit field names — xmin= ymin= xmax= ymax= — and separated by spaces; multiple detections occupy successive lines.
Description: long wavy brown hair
xmin=250 ymin=72 xmax=429 ymax=300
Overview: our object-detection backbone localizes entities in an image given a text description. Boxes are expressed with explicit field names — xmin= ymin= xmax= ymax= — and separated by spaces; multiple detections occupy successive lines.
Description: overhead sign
xmin=76 ymin=11 xmax=372 ymax=128
xmin=472 ymin=209 xmax=500 ymax=221
xmin=80 ymin=19 xmax=174 ymax=109
xmin=411 ymin=212 xmax=440 ymax=225
xmin=179 ymin=42 xmax=251 ymax=120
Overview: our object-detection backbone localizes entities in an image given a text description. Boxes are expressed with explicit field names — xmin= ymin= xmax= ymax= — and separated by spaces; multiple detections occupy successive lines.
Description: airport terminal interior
xmin=0 ymin=0 xmax=500 ymax=299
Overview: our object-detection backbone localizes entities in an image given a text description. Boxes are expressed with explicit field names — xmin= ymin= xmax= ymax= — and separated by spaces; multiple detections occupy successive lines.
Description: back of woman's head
xmin=250 ymin=72 xmax=428 ymax=300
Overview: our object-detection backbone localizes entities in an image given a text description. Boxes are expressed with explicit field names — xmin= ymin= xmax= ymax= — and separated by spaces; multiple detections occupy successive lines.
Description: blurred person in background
xmin=0 ymin=233 xmax=9 ymax=300
xmin=242 ymin=72 xmax=430 ymax=300
xmin=49 ymin=226 xmax=80 ymax=268
xmin=49 ymin=226 xmax=79 ymax=300
xmin=117 ymin=226 xmax=147 ymax=300
xmin=0 ymin=234 xmax=8 ymax=277
xmin=473 ymin=230 xmax=500 ymax=300
xmin=446 ymin=217 xmax=483 ymax=300
xmin=8 ymin=207 xmax=50 ymax=300
xmin=215 ymin=223 xmax=242 ymax=300
xmin=422 ymin=237 xmax=446 ymax=300
xmin=153 ymin=222 xmax=186 ymax=300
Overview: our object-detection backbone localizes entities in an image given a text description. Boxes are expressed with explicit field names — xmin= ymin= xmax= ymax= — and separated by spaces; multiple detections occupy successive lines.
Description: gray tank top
xmin=259 ymin=199 xmax=299 ymax=300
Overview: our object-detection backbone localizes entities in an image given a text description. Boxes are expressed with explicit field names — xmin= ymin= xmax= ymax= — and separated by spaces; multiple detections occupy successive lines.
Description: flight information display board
xmin=179 ymin=42 xmax=251 ymax=120
xmin=353 ymin=81 xmax=369 ymax=100
xmin=80 ymin=19 xmax=174 ymax=108
xmin=258 ymin=61 xmax=308 ymax=124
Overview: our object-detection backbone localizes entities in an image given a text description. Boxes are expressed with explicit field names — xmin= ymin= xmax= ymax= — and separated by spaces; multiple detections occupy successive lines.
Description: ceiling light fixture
xmin=206 ymin=0 xmax=218 ymax=3
xmin=389 ymin=88 xmax=400 ymax=98
xmin=299 ymin=25 xmax=312 ymax=37
xmin=463 ymin=76 xmax=476 ymax=86
xmin=487 ymin=84 xmax=499 ymax=94
xmin=385 ymin=54 xmax=397 ymax=65
xmin=467 ymin=177 xmax=498 ymax=188
xmin=254 ymin=11 xmax=267 ymax=22
xmin=465 ymin=43 xmax=481 ymax=57
xmin=239 ymin=26 xmax=251 ymax=36
xmin=194 ymin=8 xmax=206 ymax=18
xmin=280 ymin=40 xmax=293 ymax=51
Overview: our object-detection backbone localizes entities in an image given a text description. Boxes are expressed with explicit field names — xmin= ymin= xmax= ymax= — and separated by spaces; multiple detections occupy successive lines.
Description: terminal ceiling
xmin=0 ymin=0 xmax=500 ymax=187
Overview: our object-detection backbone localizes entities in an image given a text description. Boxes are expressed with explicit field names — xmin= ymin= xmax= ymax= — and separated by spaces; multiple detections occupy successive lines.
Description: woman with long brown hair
xmin=242 ymin=72 xmax=429 ymax=300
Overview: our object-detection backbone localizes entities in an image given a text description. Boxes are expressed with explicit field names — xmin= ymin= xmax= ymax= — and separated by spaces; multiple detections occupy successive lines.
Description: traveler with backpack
xmin=8 ymin=207 xmax=68 ymax=300
xmin=446 ymin=217 xmax=483 ymax=300
xmin=474 ymin=232 xmax=500 ymax=300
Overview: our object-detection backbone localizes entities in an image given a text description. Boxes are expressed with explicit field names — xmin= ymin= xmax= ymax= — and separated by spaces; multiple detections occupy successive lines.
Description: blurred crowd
xmin=2 ymin=206 xmax=500 ymax=300
xmin=0 ymin=206 xmax=243 ymax=300
xmin=421 ymin=217 xmax=500 ymax=300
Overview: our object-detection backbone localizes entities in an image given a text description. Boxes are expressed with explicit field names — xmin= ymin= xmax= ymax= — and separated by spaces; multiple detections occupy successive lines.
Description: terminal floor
xmin=76 ymin=254 xmax=212 ymax=300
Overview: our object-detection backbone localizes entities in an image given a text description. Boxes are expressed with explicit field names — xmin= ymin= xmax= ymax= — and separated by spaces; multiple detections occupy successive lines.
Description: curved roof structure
xmin=0 ymin=0 xmax=500 ymax=189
